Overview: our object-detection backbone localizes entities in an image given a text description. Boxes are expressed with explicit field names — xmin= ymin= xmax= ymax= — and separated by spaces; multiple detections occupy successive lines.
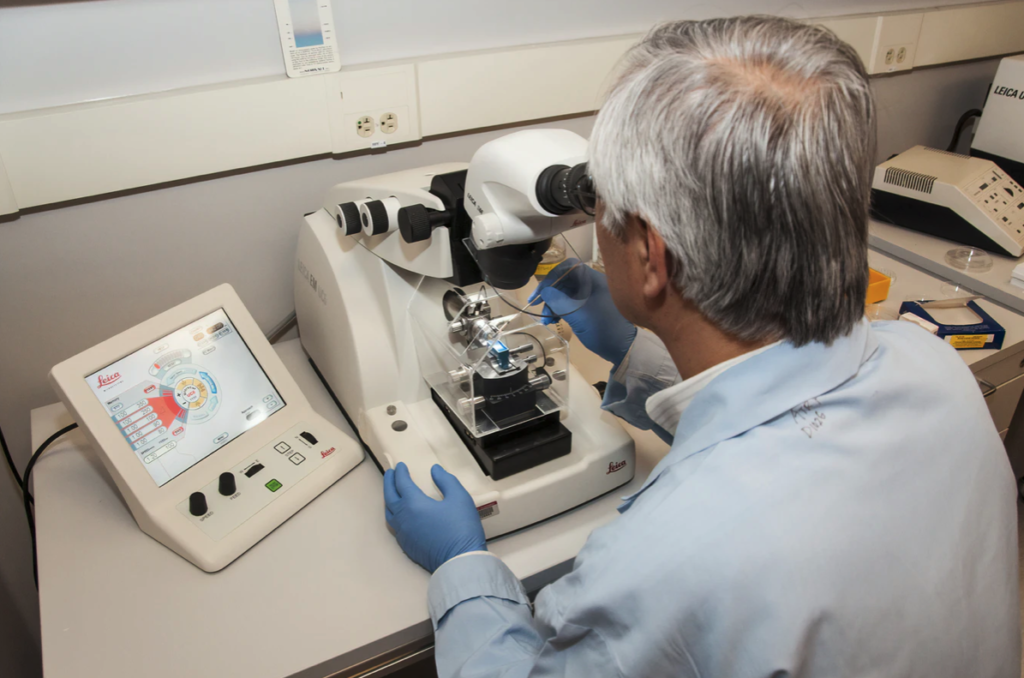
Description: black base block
xmin=431 ymin=388 xmax=572 ymax=480
xmin=871 ymin=189 xmax=1016 ymax=256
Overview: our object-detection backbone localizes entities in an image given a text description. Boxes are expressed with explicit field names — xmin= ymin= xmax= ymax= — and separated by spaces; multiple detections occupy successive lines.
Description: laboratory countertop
xmin=870 ymin=218 xmax=1024 ymax=318
xmin=32 ymin=259 xmax=1024 ymax=678
xmin=31 ymin=338 xmax=668 ymax=678
xmin=868 ymin=248 xmax=1024 ymax=372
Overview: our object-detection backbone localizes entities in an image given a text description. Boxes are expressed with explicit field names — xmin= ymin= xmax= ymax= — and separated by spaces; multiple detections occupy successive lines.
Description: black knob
xmin=361 ymin=200 xmax=390 ymax=235
xmin=336 ymin=202 xmax=361 ymax=236
xmin=218 ymin=472 xmax=236 ymax=496
xmin=189 ymin=492 xmax=208 ymax=517
xmin=399 ymin=205 xmax=434 ymax=243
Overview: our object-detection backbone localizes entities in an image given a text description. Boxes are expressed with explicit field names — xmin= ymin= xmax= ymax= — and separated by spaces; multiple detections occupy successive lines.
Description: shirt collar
xmin=620 ymin=319 xmax=879 ymax=511
xmin=644 ymin=341 xmax=782 ymax=435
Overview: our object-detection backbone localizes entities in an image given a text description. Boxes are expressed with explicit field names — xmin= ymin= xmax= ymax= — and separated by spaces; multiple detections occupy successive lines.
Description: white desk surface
xmin=870 ymin=218 xmax=1024 ymax=317
xmin=867 ymin=248 xmax=1024 ymax=371
xmin=33 ymin=260 xmax=1024 ymax=678
xmin=32 ymin=338 xmax=668 ymax=678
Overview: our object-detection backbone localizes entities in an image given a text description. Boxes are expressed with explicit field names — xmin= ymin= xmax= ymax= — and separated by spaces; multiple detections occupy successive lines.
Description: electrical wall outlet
xmin=344 ymin=107 xmax=408 ymax=146
xmin=868 ymin=13 xmax=923 ymax=74
xmin=356 ymin=116 xmax=375 ymax=138
xmin=325 ymin=65 xmax=420 ymax=154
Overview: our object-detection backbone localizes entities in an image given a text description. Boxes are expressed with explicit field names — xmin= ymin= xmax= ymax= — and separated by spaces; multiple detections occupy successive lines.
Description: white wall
xmin=0 ymin=0 xmax=983 ymax=114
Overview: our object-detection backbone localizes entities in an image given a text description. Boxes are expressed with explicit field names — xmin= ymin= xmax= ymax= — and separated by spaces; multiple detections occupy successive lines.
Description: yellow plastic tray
xmin=866 ymin=268 xmax=892 ymax=305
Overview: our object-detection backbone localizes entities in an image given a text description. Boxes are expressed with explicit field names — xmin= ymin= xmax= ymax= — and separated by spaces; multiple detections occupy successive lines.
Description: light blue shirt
xmin=427 ymin=319 xmax=1021 ymax=677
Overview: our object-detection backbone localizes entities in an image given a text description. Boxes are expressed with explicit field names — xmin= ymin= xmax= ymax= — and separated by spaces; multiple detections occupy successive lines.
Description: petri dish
xmin=939 ymin=280 xmax=975 ymax=298
xmin=865 ymin=304 xmax=899 ymax=322
xmin=944 ymin=247 xmax=993 ymax=273
xmin=872 ymin=266 xmax=897 ymax=287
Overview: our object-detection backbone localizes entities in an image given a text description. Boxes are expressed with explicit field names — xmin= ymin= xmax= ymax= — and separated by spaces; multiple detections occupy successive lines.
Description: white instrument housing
xmin=972 ymin=54 xmax=1024 ymax=185
xmin=49 ymin=284 xmax=364 ymax=572
xmin=872 ymin=145 xmax=1024 ymax=257
xmin=295 ymin=163 xmax=636 ymax=538
xmin=466 ymin=129 xmax=594 ymax=249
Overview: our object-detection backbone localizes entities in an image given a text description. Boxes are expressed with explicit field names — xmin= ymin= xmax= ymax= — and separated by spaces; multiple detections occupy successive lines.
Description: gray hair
xmin=589 ymin=16 xmax=875 ymax=346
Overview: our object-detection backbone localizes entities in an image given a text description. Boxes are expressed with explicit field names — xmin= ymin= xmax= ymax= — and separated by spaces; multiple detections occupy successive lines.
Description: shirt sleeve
xmin=428 ymin=554 xmax=620 ymax=678
xmin=601 ymin=330 xmax=679 ymax=443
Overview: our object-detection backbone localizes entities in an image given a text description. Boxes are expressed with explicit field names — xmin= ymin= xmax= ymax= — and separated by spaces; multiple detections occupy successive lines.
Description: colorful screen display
xmin=87 ymin=309 xmax=284 ymax=487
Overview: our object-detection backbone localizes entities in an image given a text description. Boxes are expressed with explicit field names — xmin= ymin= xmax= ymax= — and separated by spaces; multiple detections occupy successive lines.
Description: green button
xmin=265 ymin=479 xmax=282 ymax=492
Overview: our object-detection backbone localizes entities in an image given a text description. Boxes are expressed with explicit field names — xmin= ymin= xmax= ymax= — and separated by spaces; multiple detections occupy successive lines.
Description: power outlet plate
xmin=344 ymin=107 xmax=409 ymax=144
xmin=868 ymin=13 xmax=924 ymax=74
xmin=356 ymin=115 xmax=375 ymax=138
xmin=325 ymin=65 xmax=421 ymax=154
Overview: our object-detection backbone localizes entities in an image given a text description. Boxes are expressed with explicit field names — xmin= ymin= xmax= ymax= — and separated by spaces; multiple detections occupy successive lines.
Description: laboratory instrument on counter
xmin=871 ymin=145 xmax=1024 ymax=257
xmin=49 ymin=284 xmax=363 ymax=572
xmin=294 ymin=129 xmax=635 ymax=539
xmin=972 ymin=55 xmax=1024 ymax=185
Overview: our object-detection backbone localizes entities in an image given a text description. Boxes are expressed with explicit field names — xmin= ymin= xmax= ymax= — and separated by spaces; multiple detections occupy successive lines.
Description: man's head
xmin=589 ymin=16 xmax=876 ymax=346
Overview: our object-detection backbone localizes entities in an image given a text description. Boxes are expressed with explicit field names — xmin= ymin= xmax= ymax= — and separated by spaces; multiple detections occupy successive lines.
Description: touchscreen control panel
xmin=50 ymin=285 xmax=364 ymax=571
xmin=87 ymin=309 xmax=285 ymax=487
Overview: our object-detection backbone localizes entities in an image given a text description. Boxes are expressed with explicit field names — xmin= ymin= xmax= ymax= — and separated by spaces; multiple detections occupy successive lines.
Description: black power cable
xmin=947 ymin=108 xmax=983 ymax=153
xmin=1 ymin=422 xmax=23 ymax=491
xmin=22 ymin=422 xmax=78 ymax=587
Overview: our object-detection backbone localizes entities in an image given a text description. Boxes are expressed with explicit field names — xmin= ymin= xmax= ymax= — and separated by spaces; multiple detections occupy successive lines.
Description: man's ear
xmin=635 ymin=216 xmax=670 ymax=300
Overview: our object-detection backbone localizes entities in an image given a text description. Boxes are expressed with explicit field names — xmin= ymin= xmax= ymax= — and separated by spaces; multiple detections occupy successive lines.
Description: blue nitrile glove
xmin=383 ymin=462 xmax=486 ymax=573
xmin=527 ymin=259 xmax=637 ymax=367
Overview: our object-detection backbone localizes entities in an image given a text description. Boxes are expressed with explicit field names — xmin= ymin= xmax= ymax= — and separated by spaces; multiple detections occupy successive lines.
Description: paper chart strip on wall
xmin=274 ymin=0 xmax=342 ymax=77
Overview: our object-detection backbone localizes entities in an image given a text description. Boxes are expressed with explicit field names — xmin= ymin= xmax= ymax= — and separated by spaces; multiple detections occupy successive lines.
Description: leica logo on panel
xmin=606 ymin=460 xmax=627 ymax=474
xmin=320 ymin=447 xmax=336 ymax=459
xmin=97 ymin=372 xmax=122 ymax=388
xmin=993 ymin=85 xmax=1024 ymax=100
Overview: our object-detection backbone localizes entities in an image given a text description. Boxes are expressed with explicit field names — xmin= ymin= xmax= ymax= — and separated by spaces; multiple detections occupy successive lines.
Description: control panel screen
xmin=87 ymin=309 xmax=285 ymax=487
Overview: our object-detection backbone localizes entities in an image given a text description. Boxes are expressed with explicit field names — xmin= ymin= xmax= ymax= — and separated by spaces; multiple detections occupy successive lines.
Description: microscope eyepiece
xmin=535 ymin=162 xmax=596 ymax=216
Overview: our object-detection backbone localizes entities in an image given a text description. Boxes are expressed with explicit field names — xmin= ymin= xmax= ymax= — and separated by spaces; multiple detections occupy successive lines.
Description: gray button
xmin=289 ymin=453 xmax=305 ymax=465
xmin=391 ymin=420 xmax=408 ymax=432
xmin=274 ymin=442 xmax=291 ymax=453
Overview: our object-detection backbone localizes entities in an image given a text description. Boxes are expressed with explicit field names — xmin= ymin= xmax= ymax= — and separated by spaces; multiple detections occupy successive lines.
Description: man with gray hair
xmin=382 ymin=16 xmax=1020 ymax=676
